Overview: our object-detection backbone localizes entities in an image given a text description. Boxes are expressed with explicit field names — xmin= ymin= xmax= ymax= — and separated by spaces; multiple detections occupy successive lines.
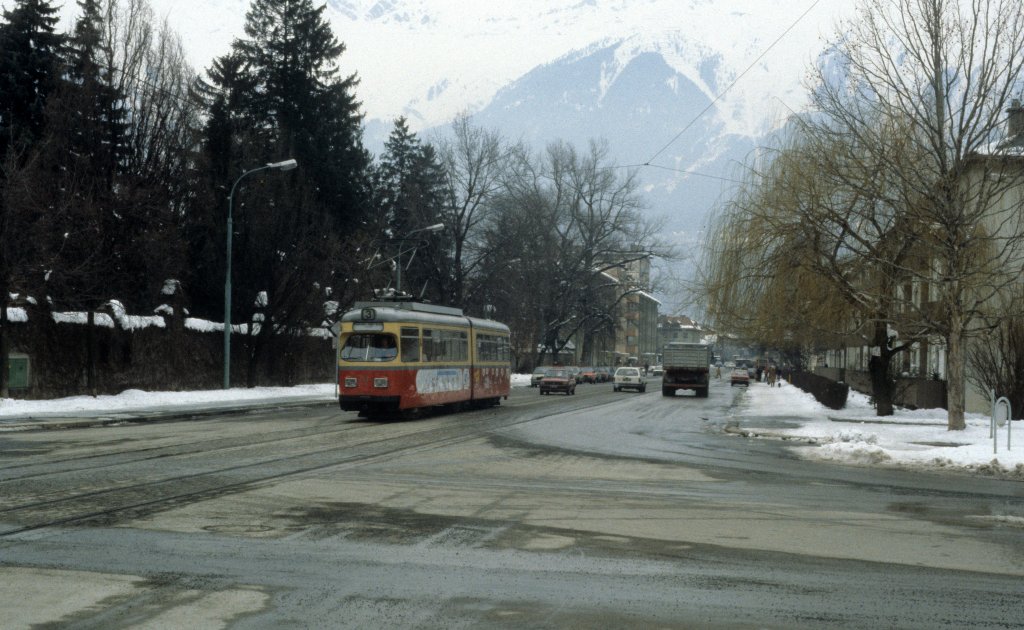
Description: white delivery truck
xmin=661 ymin=342 xmax=712 ymax=398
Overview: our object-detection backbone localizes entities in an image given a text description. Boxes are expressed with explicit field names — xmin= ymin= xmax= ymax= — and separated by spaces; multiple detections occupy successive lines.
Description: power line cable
xmin=642 ymin=0 xmax=822 ymax=167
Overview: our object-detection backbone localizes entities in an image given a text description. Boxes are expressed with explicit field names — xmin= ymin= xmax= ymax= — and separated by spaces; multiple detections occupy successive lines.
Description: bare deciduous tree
xmin=705 ymin=0 xmax=1024 ymax=427
xmin=810 ymin=0 xmax=1024 ymax=429
xmin=483 ymin=138 xmax=674 ymax=368
xmin=433 ymin=114 xmax=509 ymax=308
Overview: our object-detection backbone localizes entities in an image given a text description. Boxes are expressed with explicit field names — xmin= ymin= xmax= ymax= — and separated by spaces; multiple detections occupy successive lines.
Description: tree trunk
xmin=580 ymin=330 xmax=594 ymax=366
xmin=946 ymin=323 xmax=966 ymax=431
xmin=246 ymin=328 xmax=261 ymax=389
xmin=868 ymin=320 xmax=895 ymax=416
xmin=86 ymin=311 xmax=97 ymax=396
xmin=0 ymin=291 xmax=8 ymax=399
xmin=868 ymin=354 xmax=895 ymax=416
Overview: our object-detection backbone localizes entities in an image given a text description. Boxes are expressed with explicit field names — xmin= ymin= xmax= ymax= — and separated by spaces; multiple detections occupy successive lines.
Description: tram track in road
xmin=0 ymin=390 xmax=633 ymax=539
xmin=0 ymin=411 xmax=374 ymax=482
xmin=0 ymin=387 xmax=612 ymax=487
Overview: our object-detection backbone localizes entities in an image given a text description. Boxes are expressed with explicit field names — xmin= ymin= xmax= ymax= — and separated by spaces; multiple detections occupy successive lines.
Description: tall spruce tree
xmin=227 ymin=0 xmax=370 ymax=228
xmin=0 ymin=0 xmax=64 ymax=396
xmin=200 ymin=0 xmax=371 ymax=385
xmin=370 ymin=118 xmax=449 ymax=301
xmin=0 ymin=0 xmax=64 ymax=155
xmin=63 ymin=0 xmax=126 ymax=189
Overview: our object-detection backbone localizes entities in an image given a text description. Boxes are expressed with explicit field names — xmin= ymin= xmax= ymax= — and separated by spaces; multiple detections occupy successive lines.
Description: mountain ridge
xmin=55 ymin=0 xmax=851 ymax=137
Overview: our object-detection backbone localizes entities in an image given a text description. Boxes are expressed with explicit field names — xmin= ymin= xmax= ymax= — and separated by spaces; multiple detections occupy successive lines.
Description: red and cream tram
xmin=337 ymin=301 xmax=511 ymax=416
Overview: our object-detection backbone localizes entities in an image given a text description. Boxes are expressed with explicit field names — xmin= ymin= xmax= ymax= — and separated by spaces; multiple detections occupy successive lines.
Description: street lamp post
xmin=224 ymin=159 xmax=298 ymax=389
xmin=393 ymin=223 xmax=444 ymax=296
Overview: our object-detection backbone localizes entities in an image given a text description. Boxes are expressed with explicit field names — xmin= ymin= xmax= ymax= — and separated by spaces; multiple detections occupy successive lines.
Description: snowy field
xmin=2 ymin=376 xmax=1021 ymax=478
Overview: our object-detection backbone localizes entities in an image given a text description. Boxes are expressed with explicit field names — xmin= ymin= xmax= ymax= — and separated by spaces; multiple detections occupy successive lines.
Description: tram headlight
xmin=373 ymin=377 xmax=389 ymax=389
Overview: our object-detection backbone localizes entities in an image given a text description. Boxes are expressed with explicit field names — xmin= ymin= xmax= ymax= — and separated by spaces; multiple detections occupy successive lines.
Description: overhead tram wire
xmin=637 ymin=0 xmax=823 ymax=171
xmin=642 ymin=163 xmax=744 ymax=184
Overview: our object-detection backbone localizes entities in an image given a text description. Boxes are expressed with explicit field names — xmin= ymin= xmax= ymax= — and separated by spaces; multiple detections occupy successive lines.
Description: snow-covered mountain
xmin=61 ymin=0 xmax=850 ymax=136
xmin=333 ymin=0 xmax=850 ymax=136
xmin=431 ymin=31 xmax=761 ymax=290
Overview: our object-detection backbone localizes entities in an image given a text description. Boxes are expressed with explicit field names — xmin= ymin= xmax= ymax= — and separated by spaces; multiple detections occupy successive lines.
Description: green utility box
xmin=7 ymin=353 xmax=30 ymax=389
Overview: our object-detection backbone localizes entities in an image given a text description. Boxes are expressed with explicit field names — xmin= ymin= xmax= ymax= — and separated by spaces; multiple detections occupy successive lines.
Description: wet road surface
xmin=1 ymin=378 xmax=1022 ymax=628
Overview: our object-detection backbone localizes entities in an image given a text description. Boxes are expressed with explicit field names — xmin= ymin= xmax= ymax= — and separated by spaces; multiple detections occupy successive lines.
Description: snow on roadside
xmin=0 ymin=384 xmax=336 ymax=419
xmin=737 ymin=381 xmax=1024 ymax=479
xmin=511 ymin=373 xmax=533 ymax=387
xmin=2 ymin=376 xmax=539 ymax=421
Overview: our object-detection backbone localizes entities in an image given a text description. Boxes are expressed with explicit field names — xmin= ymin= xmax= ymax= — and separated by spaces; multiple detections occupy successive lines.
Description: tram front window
xmin=342 ymin=333 xmax=398 ymax=362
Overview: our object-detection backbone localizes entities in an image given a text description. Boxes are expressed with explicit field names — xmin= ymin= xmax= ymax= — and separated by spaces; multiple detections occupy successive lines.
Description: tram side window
xmin=341 ymin=333 xmax=398 ymax=362
xmin=453 ymin=330 xmax=468 ymax=361
xmin=422 ymin=329 xmax=468 ymax=363
xmin=400 ymin=327 xmax=420 ymax=362
xmin=477 ymin=335 xmax=489 ymax=361
xmin=499 ymin=335 xmax=510 ymax=362
xmin=476 ymin=334 xmax=510 ymax=362
xmin=477 ymin=334 xmax=495 ymax=361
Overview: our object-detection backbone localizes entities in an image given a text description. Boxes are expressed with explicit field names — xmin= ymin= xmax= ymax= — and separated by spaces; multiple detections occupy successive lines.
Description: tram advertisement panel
xmin=416 ymin=368 xmax=470 ymax=394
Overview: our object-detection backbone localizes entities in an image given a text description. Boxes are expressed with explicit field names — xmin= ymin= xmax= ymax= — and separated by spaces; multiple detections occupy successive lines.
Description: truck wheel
xmin=662 ymin=387 xmax=672 ymax=397
xmin=697 ymin=388 xmax=708 ymax=398
xmin=640 ymin=385 xmax=646 ymax=393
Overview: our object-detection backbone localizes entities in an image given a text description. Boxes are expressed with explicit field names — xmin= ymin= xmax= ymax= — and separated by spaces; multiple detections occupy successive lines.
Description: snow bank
xmin=740 ymin=382 xmax=1023 ymax=477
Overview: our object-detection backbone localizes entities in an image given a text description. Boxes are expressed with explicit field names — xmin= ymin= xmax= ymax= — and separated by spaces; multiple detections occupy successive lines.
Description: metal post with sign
xmin=993 ymin=395 xmax=1011 ymax=454
xmin=331 ymin=322 xmax=341 ymax=398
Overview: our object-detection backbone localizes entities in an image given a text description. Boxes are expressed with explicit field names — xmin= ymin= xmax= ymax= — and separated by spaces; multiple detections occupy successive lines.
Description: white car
xmin=613 ymin=367 xmax=647 ymax=392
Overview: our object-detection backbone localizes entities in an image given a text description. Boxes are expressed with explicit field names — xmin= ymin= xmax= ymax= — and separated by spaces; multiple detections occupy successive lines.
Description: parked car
xmin=540 ymin=368 xmax=576 ymax=395
xmin=578 ymin=367 xmax=598 ymax=383
xmin=594 ymin=367 xmax=612 ymax=383
xmin=613 ymin=366 xmax=647 ymax=392
xmin=730 ymin=368 xmax=750 ymax=387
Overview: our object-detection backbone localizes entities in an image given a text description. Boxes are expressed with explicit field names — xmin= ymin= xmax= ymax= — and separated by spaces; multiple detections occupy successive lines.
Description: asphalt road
xmin=1 ymin=378 xmax=1023 ymax=628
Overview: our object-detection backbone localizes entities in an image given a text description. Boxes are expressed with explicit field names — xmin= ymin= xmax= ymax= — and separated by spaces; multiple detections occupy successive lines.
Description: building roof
xmin=658 ymin=314 xmax=700 ymax=330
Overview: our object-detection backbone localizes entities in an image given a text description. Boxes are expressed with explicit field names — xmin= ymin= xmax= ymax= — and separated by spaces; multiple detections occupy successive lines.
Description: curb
xmin=826 ymin=415 xmax=946 ymax=427
xmin=723 ymin=424 xmax=819 ymax=443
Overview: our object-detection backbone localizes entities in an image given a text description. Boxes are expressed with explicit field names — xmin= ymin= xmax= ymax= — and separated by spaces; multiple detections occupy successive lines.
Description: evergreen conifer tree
xmin=0 ymin=0 xmax=64 ymax=396
xmin=0 ymin=0 xmax=64 ymax=156
xmin=200 ymin=0 xmax=372 ymax=385
xmin=63 ymin=0 xmax=127 ymax=188
xmin=372 ymin=117 xmax=449 ymax=300
xmin=219 ymin=0 xmax=371 ymax=228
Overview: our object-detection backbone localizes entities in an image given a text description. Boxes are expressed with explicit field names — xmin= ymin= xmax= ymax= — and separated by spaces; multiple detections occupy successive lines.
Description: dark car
xmin=540 ymin=368 xmax=576 ymax=395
